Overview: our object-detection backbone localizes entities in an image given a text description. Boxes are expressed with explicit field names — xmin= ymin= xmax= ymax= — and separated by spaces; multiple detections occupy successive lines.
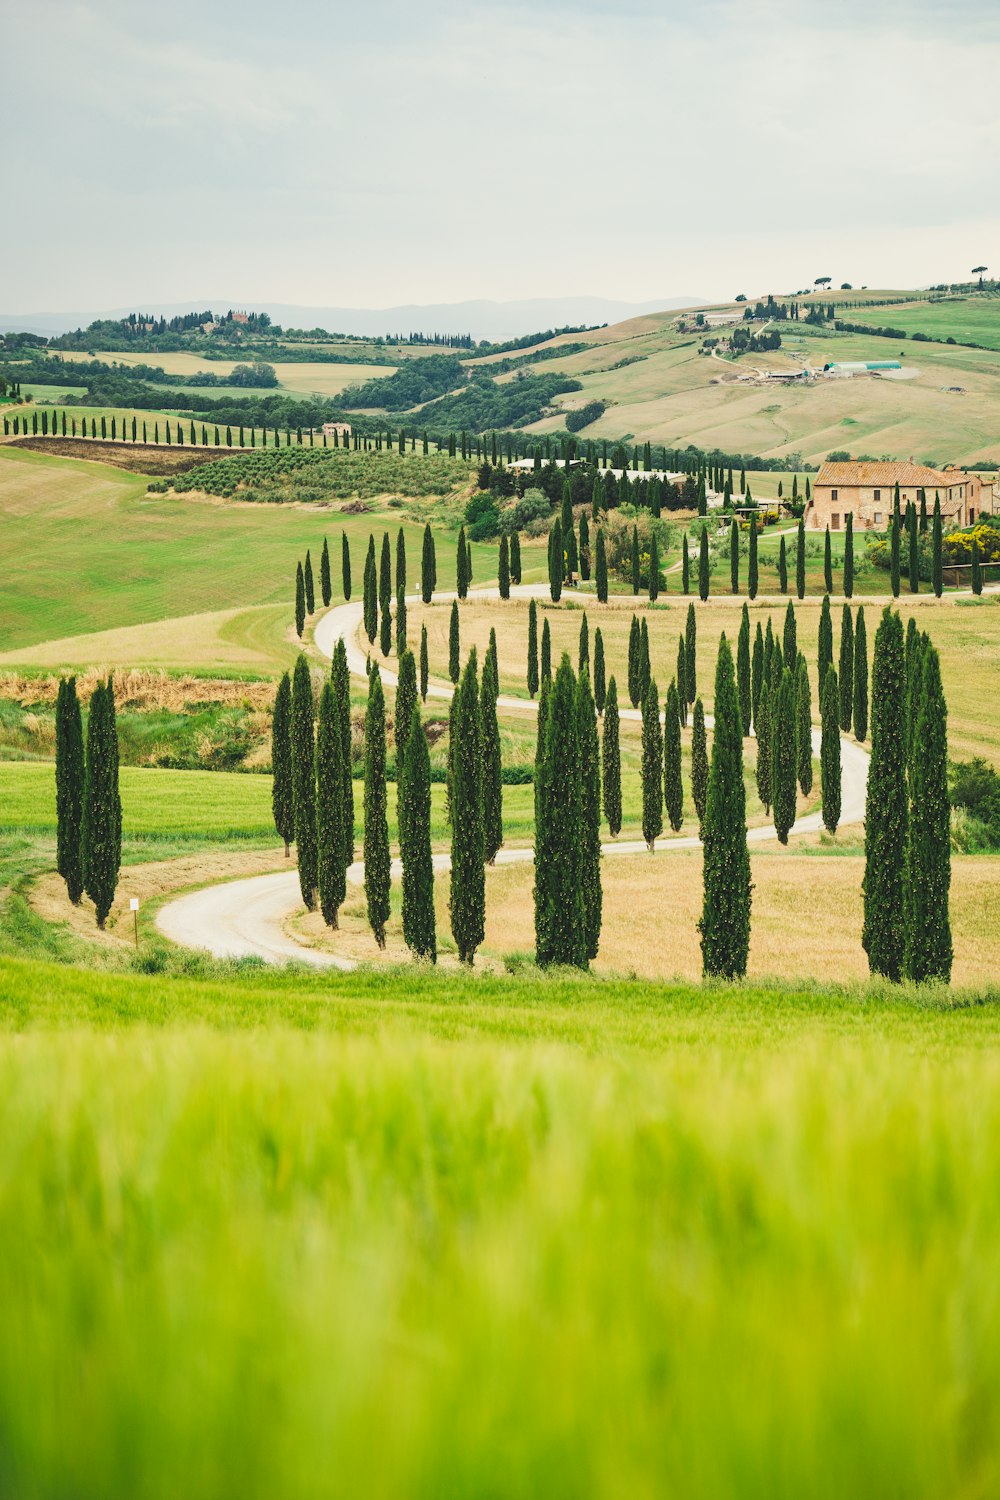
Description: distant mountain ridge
xmin=0 ymin=295 xmax=704 ymax=344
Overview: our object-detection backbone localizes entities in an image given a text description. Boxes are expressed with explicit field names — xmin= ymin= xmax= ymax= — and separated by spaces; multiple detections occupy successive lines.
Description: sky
xmin=5 ymin=0 xmax=1000 ymax=315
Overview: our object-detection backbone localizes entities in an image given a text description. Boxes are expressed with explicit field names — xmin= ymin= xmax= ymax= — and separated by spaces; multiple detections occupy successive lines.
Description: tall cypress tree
xmin=593 ymin=626 xmax=606 ymax=712
xmin=730 ymin=518 xmax=740 ymax=593
xmin=862 ymin=608 xmax=908 ymax=980
xmin=890 ymin=518 xmax=901 ymax=598
xmin=823 ymin=526 xmax=833 ymax=594
xmin=691 ymin=697 xmax=708 ymax=837
xmin=631 ymin=525 xmax=641 ymax=594
xmin=395 ymin=527 xmax=407 ymax=598
xmin=394 ymin=649 xmax=417 ymax=769
xmin=548 ymin=519 xmax=563 ymax=602
xmin=303 ymin=549 xmax=315 ymax=616
xmin=932 ymin=498 xmax=943 ymax=597
xmin=907 ymin=502 xmax=919 ymax=593
xmin=602 ymin=676 xmax=622 ymax=836
xmin=510 ymin=531 xmax=522 ymax=584
xmin=627 ymin=615 xmax=641 ymax=707
xmin=685 ymin=602 xmax=697 ymax=703
xmin=649 ymin=533 xmax=660 ymax=600
xmin=342 ymin=532 xmax=352 ymax=601
xmin=795 ymin=654 xmax=813 ymax=795
xmin=904 ymin=618 xmax=924 ymax=768
xmin=676 ymin=635 xmax=688 ymax=726
xmin=682 ymin=534 xmax=690 ymax=595
xmin=448 ymin=600 xmax=460 ymax=683
xmin=853 ymin=605 xmax=868 ymax=741
xmin=271 ymin=671 xmax=295 ymax=856
xmin=638 ymin=618 xmax=651 ymax=705
xmin=579 ymin=612 xmax=590 ymax=675
xmin=770 ymin=668 xmax=797 ymax=844
xmin=451 ymin=651 xmax=485 ymax=964
xmin=595 ymin=529 xmax=608 ymax=602
xmin=535 ymin=656 xmax=585 ymax=967
xmin=843 ymin=514 xmax=854 ymax=599
xmin=737 ymin=605 xmax=751 ymax=735
xmin=421 ymin=523 xmax=436 ymax=603
xmin=379 ymin=530 xmax=392 ymax=632
xmin=418 ymin=623 xmax=429 ymax=702
xmin=820 ymin=665 xmax=841 ymax=835
xmin=641 ymin=679 xmax=664 ymax=851
xmin=481 ymin=652 xmax=503 ymax=865
xmin=698 ymin=527 xmax=710 ymax=601
xmin=320 ymin=537 xmax=332 ymax=608
xmin=763 ymin=617 xmax=774 ymax=694
xmin=498 ymin=534 xmax=510 ymax=599
xmin=748 ymin=519 xmax=758 ymax=599
xmin=316 ymin=682 xmax=346 ymax=929
xmin=778 ymin=534 xmax=788 ymax=594
xmin=699 ymin=634 xmax=751 ymax=979
xmin=839 ymin=604 xmax=854 ymax=731
xmin=751 ymin=621 xmax=764 ymax=732
xmin=363 ymin=663 xmax=391 ymax=949
xmin=527 ymin=597 xmax=539 ymax=697
xmin=796 ymin=517 xmax=806 ymax=599
xmin=81 ymin=681 xmax=121 ymax=929
xmin=363 ymin=536 xmax=377 ymax=643
xmin=972 ymin=536 xmax=983 ymax=595
xmin=577 ymin=669 xmax=602 ymax=960
xmin=290 ymin=654 xmax=318 ymax=910
xmin=55 ymin=676 xmax=85 ymax=904
xmin=456 ymin=525 xmax=470 ymax=599
xmin=818 ymin=593 xmax=833 ymax=688
xmin=756 ymin=672 xmax=773 ymax=814
xmin=400 ymin=700 xmax=436 ymax=962
xmin=783 ymin=599 xmax=796 ymax=667
xmin=664 ymin=680 xmax=684 ymax=832
xmin=332 ymin=638 xmax=354 ymax=862
xmin=541 ymin=617 xmax=552 ymax=682
xmin=295 ymin=560 xmax=306 ymax=638
xmin=904 ymin=645 xmax=952 ymax=983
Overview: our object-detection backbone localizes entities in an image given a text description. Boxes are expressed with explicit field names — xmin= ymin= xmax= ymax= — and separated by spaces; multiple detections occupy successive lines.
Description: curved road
xmin=157 ymin=583 xmax=870 ymax=969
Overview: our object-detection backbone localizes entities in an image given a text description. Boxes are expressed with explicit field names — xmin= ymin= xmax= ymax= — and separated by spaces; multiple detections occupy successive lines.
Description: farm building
xmin=322 ymin=422 xmax=352 ymax=440
xmin=810 ymin=460 xmax=996 ymax=532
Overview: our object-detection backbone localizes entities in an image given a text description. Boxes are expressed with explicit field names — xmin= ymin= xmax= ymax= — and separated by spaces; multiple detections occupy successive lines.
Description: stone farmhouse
xmin=809 ymin=460 xmax=996 ymax=531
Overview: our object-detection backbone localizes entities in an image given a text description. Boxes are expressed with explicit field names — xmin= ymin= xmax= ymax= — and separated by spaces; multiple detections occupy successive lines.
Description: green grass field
xmin=1 ymin=958 xmax=999 ymax=1495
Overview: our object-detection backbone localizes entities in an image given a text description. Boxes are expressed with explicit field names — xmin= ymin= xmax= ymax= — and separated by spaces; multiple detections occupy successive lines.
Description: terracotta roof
xmin=815 ymin=460 xmax=962 ymax=489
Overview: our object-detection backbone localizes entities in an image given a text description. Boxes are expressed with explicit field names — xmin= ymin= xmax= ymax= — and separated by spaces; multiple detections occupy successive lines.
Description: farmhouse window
xmin=874 ymin=489 xmax=881 ymax=501
xmin=831 ymin=514 xmax=840 ymax=529
xmin=874 ymin=512 xmax=882 ymax=524
xmin=831 ymin=489 xmax=838 ymax=501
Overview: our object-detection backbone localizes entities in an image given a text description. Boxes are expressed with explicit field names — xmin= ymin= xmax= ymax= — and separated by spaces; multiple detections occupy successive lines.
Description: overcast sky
xmin=6 ymin=0 xmax=999 ymax=313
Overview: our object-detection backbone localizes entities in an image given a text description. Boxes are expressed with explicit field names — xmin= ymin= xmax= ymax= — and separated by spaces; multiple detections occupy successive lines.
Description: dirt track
xmin=1 ymin=436 xmax=228 ymax=475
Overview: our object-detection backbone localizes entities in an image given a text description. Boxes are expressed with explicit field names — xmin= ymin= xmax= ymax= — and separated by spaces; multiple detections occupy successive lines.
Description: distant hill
xmin=0 ymin=295 xmax=704 ymax=344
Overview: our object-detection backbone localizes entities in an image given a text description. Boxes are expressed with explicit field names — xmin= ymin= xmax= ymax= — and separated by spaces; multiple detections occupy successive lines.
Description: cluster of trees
xmin=294 ymin=533 xmax=353 ymax=636
xmin=54 ymin=677 xmax=122 ymax=928
xmin=729 ymin=327 xmax=782 ymax=355
xmin=867 ymin=493 xmax=950 ymax=596
xmin=338 ymin=355 xmax=466 ymax=411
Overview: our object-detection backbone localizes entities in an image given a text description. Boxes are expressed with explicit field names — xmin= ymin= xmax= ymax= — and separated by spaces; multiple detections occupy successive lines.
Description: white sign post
xmin=129 ymin=897 xmax=139 ymax=950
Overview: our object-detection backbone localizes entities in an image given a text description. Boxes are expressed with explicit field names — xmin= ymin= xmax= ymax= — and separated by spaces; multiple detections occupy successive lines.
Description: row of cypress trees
xmin=293 ymin=534 xmax=355 ymax=637
xmin=55 ymin=676 xmax=122 ymax=927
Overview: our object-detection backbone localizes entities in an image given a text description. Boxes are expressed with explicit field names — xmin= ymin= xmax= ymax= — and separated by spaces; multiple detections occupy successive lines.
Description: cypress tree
xmin=756 ymin=671 xmax=773 ymax=814
xmin=421 ymin=523 xmax=436 ymax=603
xmin=534 ymin=656 xmax=585 ymax=967
xmin=823 ymin=526 xmax=833 ymax=594
xmin=602 ymin=676 xmax=622 ymax=836
xmin=676 ymin=635 xmax=688 ymax=725
xmin=904 ymin=618 xmax=924 ymax=768
xmin=838 ymin=604 xmax=854 ymax=732
xmin=565 ymin=519 xmax=579 ymax=579
xmin=363 ymin=663 xmax=391 ymax=949
xmin=903 ymin=645 xmax=952 ymax=983
xmin=820 ymin=666 xmax=841 ymax=835
xmin=751 ymin=621 xmax=764 ymax=731
xmin=363 ymin=536 xmax=377 ymax=643
xmin=631 ymin=525 xmax=641 ymax=594
xmin=541 ymin=617 xmax=552 ymax=682
xmin=795 ymin=654 xmax=813 ymax=795
xmin=698 ymin=527 xmax=710 ymax=601
xmin=730 ymin=518 xmax=740 ymax=593
xmin=778 ymin=535 xmax=788 ymax=594
xmin=796 ymin=517 xmax=806 ymax=599
xmin=685 ymin=602 xmax=697 ymax=703
xmin=691 ymin=697 xmax=708 ymax=837
xmin=303 ymin=549 xmax=315 ymax=615
xmin=510 ymin=531 xmax=522 ymax=584
xmin=748 ymin=518 xmax=758 ymax=599
xmin=395 ymin=526 xmax=407 ymax=600
xmin=395 ymin=649 xmax=417 ymax=768
xmin=527 ymin=598 xmax=539 ymax=697
xmin=638 ymin=618 xmax=651 ymax=705
xmin=972 ymin=536 xmax=983 ymax=595
xmin=400 ymin=700 xmax=436 ymax=962
xmin=448 ymin=600 xmax=460 ymax=683
xmin=316 ymin=682 xmax=346 ymax=928
xmin=499 ymin=534 xmax=510 ymax=599
xmin=418 ymin=623 xmax=429 ymax=701
xmin=395 ymin=580 xmax=407 ymax=656
xmin=890 ymin=518 xmax=901 ymax=597
xmin=548 ymin=519 xmax=563 ymax=602
xmin=843 ymin=514 xmax=854 ymax=598
xmin=853 ymin=606 xmax=868 ymax=741
xmin=379 ymin=536 xmax=393 ymax=655
xmin=451 ymin=652 xmax=485 ymax=964
xmin=579 ymin=512 xmax=591 ymax=582
xmin=737 ymin=605 xmax=751 ymax=735
xmin=593 ymin=627 xmax=606 ymax=711
xmin=763 ymin=616 xmax=774 ymax=694
xmin=862 ymin=608 xmax=908 ymax=981
xmin=577 ymin=669 xmax=602 ymax=960
xmin=81 ymin=681 xmax=121 ymax=929
xmin=595 ymin=529 xmax=608 ymax=602
xmin=907 ymin=503 xmax=919 ymax=593
xmin=641 ymin=679 xmax=663 ymax=851
xmin=682 ymin=534 xmax=690 ymax=595
xmin=664 ymin=680 xmax=684 ymax=832
xmin=919 ymin=491 xmax=928 ymax=534
xmin=341 ymin=532 xmax=351 ymax=600
xmin=271 ymin=671 xmax=295 ymax=856
xmin=783 ymin=599 xmax=796 ymax=667
xmin=649 ymin=533 xmax=659 ymax=601
xmin=627 ymin=615 xmax=641 ymax=706
xmin=932 ymin=498 xmax=943 ymax=597
xmin=55 ymin=676 xmax=84 ymax=904
xmin=295 ymin=560 xmax=306 ymax=637
xmin=699 ymin=634 xmax=751 ymax=979
xmin=770 ymin=668 xmax=797 ymax=844
xmin=291 ymin=654 xmax=318 ymax=910
xmin=579 ymin=612 xmax=590 ymax=675
xmin=818 ymin=593 xmax=833 ymax=688
xmin=332 ymin=638 xmax=354 ymax=862
xmin=481 ymin=653 xmax=503 ymax=865
xmin=457 ymin=525 xmax=470 ymax=599
xmin=320 ymin=537 xmax=332 ymax=608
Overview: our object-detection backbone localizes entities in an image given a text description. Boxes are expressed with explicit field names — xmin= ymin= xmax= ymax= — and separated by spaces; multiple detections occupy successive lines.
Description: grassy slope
xmin=1 ymin=960 xmax=999 ymax=1496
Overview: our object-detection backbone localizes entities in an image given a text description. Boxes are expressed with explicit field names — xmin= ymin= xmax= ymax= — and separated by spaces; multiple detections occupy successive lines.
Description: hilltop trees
xmin=451 ymin=652 xmax=485 ymax=964
xmin=699 ymin=634 xmax=751 ymax=979
xmin=291 ymin=654 xmax=318 ymax=910
xmin=55 ymin=676 xmax=84 ymax=904
xmin=364 ymin=663 xmax=391 ymax=949
xmin=271 ymin=670 xmax=295 ymax=856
